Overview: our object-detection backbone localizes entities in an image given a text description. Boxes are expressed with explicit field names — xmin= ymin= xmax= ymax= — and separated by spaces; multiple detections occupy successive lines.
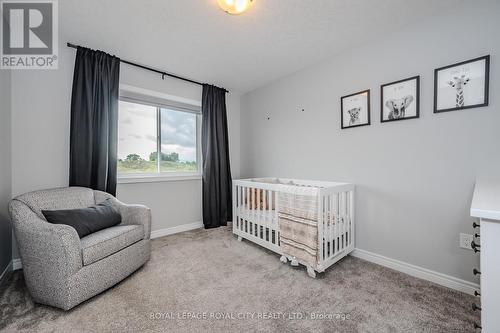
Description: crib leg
xmin=280 ymin=255 xmax=288 ymax=264
xmin=237 ymin=236 xmax=242 ymax=242
xmin=307 ymin=266 xmax=316 ymax=278
xmin=290 ymin=258 xmax=299 ymax=266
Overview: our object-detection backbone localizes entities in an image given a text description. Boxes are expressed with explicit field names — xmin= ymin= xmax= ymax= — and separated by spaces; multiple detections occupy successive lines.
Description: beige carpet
xmin=1 ymin=226 xmax=478 ymax=332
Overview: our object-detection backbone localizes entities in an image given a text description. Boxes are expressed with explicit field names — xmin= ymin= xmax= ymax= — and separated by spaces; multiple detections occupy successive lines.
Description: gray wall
xmin=240 ymin=0 xmax=499 ymax=283
xmin=10 ymin=41 xmax=241 ymax=259
xmin=0 ymin=69 xmax=12 ymax=275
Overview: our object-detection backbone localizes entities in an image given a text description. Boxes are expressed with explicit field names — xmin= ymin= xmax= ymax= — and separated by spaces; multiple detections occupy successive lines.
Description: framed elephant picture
xmin=381 ymin=76 xmax=420 ymax=123
xmin=341 ymin=89 xmax=371 ymax=129
xmin=434 ymin=55 xmax=490 ymax=113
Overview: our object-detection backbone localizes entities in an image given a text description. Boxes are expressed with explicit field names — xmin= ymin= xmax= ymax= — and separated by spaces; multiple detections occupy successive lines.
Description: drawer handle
xmin=472 ymin=303 xmax=481 ymax=311
xmin=474 ymin=233 xmax=480 ymax=238
xmin=473 ymin=268 xmax=481 ymax=276
xmin=474 ymin=322 xmax=482 ymax=329
xmin=471 ymin=241 xmax=481 ymax=251
xmin=473 ymin=222 xmax=480 ymax=229
xmin=474 ymin=290 xmax=481 ymax=297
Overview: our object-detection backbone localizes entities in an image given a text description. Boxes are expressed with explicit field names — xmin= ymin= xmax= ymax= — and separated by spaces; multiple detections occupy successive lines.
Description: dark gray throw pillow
xmin=42 ymin=199 xmax=122 ymax=238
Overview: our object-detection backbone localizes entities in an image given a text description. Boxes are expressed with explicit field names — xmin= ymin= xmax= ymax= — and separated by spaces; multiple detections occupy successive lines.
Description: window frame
xmin=117 ymin=87 xmax=202 ymax=183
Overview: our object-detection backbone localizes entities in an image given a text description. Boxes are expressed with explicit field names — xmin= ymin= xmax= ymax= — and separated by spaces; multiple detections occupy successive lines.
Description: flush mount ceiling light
xmin=217 ymin=0 xmax=253 ymax=15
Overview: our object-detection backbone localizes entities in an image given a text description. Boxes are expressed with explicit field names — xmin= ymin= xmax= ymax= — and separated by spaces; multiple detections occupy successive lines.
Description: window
xmin=117 ymin=92 xmax=201 ymax=179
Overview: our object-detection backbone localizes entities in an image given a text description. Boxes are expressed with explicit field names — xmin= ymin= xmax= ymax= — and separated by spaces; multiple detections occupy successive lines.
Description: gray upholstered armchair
xmin=9 ymin=187 xmax=151 ymax=310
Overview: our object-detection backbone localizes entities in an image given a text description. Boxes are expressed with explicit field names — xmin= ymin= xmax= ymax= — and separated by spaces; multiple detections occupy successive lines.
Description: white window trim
xmin=118 ymin=173 xmax=202 ymax=184
xmin=117 ymin=85 xmax=202 ymax=183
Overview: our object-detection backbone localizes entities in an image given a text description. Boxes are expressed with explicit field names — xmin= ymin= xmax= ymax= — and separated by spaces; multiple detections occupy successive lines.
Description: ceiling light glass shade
xmin=217 ymin=0 xmax=252 ymax=15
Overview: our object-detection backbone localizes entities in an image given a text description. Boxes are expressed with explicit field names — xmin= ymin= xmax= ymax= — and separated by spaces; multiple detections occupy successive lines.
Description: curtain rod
xmin=66 ymin=42 xmax=228 ymax=93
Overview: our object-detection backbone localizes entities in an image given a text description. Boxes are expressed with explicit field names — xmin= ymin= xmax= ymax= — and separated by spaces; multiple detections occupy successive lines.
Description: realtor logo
xmin=1 ymin=0 xmax=58 ymax=69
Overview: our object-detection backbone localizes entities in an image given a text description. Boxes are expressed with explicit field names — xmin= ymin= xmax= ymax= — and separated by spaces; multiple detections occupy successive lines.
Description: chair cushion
xmin=80 ymin=225 xmax=144 ymax=266
xmin=42 ymin=199 xmax=121 ymax=238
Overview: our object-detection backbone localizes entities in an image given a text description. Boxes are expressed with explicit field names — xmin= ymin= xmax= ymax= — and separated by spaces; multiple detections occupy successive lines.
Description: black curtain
xmin=201 ymin=84 xmax=232 ymax=229
xmin=69 ymin=47 xmax=120 ymax=195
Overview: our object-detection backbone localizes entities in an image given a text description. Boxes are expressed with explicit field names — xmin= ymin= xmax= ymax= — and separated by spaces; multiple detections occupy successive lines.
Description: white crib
xmin=232 ymin=178 xmax=355 ymax=277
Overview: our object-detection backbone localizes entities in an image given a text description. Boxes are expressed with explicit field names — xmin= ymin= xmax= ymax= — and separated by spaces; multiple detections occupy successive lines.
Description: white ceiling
xmin=61 ymin=0 xmax=463 ymax=93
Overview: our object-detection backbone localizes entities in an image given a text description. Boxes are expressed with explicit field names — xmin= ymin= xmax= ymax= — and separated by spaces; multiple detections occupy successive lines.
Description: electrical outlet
xmin=460 ymin=233 xmax=473 ymax=250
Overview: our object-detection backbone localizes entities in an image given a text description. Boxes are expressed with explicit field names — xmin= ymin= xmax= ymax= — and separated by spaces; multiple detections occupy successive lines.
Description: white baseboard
xmin=0 ymin=260 xmax=13 ymax=283
xmin=12 ymin=258 xmax=22 ymax=270
xmin=350 ymin=248 xmax=479 ymax=296
xmin=150 ymin=221 xmax=203 ymax=239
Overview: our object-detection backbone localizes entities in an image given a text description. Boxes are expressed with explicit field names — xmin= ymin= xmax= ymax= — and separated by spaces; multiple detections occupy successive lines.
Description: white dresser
xmin=470 ymin=180 xmax=500 ymax=332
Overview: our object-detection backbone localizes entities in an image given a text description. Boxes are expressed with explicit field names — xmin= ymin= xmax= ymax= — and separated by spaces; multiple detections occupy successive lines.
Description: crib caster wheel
xmin=307 ymin=266 xmax=316 ymax=278
xmin=280 ymin=255 xmax=288 ymax=264
xmin=291 ymin=258 xmax=299 ymax=266
xmin=237 ymin=236 xmax=242 ymax=242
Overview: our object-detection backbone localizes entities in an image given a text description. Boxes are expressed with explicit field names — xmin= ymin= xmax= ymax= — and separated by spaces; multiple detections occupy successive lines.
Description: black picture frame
xmin=340 ymin=89 xmax=371 ymax=129
xmin=433 ymin=55 xmax=490 ymax=113
xmin=380 ymin=75 xmax=420 ymax=123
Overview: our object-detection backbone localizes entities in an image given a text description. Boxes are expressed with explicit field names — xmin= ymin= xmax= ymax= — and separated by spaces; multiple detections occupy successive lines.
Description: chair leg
xmin=237 ymin=236 xmax=242 ymax=242
xmin=280 ymin=255 xmax=288 ymax=264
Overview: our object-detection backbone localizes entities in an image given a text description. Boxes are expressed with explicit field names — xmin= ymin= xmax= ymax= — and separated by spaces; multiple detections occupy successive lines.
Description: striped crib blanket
xmin=278 ymin=185 xmax=320 ymax=269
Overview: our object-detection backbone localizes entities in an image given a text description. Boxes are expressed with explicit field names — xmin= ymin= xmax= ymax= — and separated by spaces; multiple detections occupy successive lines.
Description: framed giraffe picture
xmin=434 ymin=55 xmax=490 ymax=113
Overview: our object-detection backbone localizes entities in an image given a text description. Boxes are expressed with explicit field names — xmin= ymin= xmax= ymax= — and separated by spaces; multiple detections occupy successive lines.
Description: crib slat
xmin=233 ymin=185 xmax=237 ymax=231
xmin=342 ymin=191 xmax=346 ymax=250
xmin=332 ymin=195 xmax=336 ymax=256
xmin=238 ymin=186 xmax=244 ymax=230
xmin=264 ymin=190 xmax=267 ymax=241
xmin=345 ymin=192 xmax=348 ymax=249
xmin=267 ymin=190 xmax=278 ymax=242
xmin=233 ymin=185 xmax=236 ymax=230
xmin=327 ymin=194 xmax=330 ymax=255
xmin=241 ymin=186 xmax=245 ymax=232
xmin=349 ymin=190 xmax=354 ymax=247
xmin=252 ymin=187 xmax=255 ymax=235
xmin=321 ymin=195 xmax=325 ymax=260
xmin=345 ymin=192 xmax=351 ymax=247
xmin=241 ymin=186 xmax=244 ymax=232
xmin=318 ymin=192 xmax=324 ymax=264
xmin=329 ymin=194 xmax=333 ymax=258
xmin=269 ymin=191 xmax=279 ymax=245
xmin=269 ymin=190 xmax=279 ymax=243
xmin=236 ymin=186 xmax=239 ymax=231
xmin=262 ymin=189 xmax=266 ymax=241
xmin=257 ymin=188 xmax=261 ymax=238
xmin=340 ymin=192 xmax=344 ymax=251
xmin=249 ymin=187 xmax=252 ymax=234
xmin=338 ymin=192 xmax=342 ymax=251
xmin=323 ymin=195 xmax=327 ymax=259
xmin=335 ymin=193 xmax=340 ymax=254
xmin=326 ymin=195 xmax=329 ymax=258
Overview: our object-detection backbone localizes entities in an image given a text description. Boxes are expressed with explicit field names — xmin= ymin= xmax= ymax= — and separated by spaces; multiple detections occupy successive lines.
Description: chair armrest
xmin=117 ymin=203 xmax=152 ymax=239
xmin=94 ymin=191 xmax=152 ymax=239
xmin=9 ymin=200 xmax=82 ymax=281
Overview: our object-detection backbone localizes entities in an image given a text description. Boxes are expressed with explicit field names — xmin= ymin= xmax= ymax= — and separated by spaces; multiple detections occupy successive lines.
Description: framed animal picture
xmin=381 ymin=76 xmax=420 ymax=123
xmin=341 ymin=89 xmax=370 ymax=129
xmin=434 ymin=55 xmax=490 ymax=113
